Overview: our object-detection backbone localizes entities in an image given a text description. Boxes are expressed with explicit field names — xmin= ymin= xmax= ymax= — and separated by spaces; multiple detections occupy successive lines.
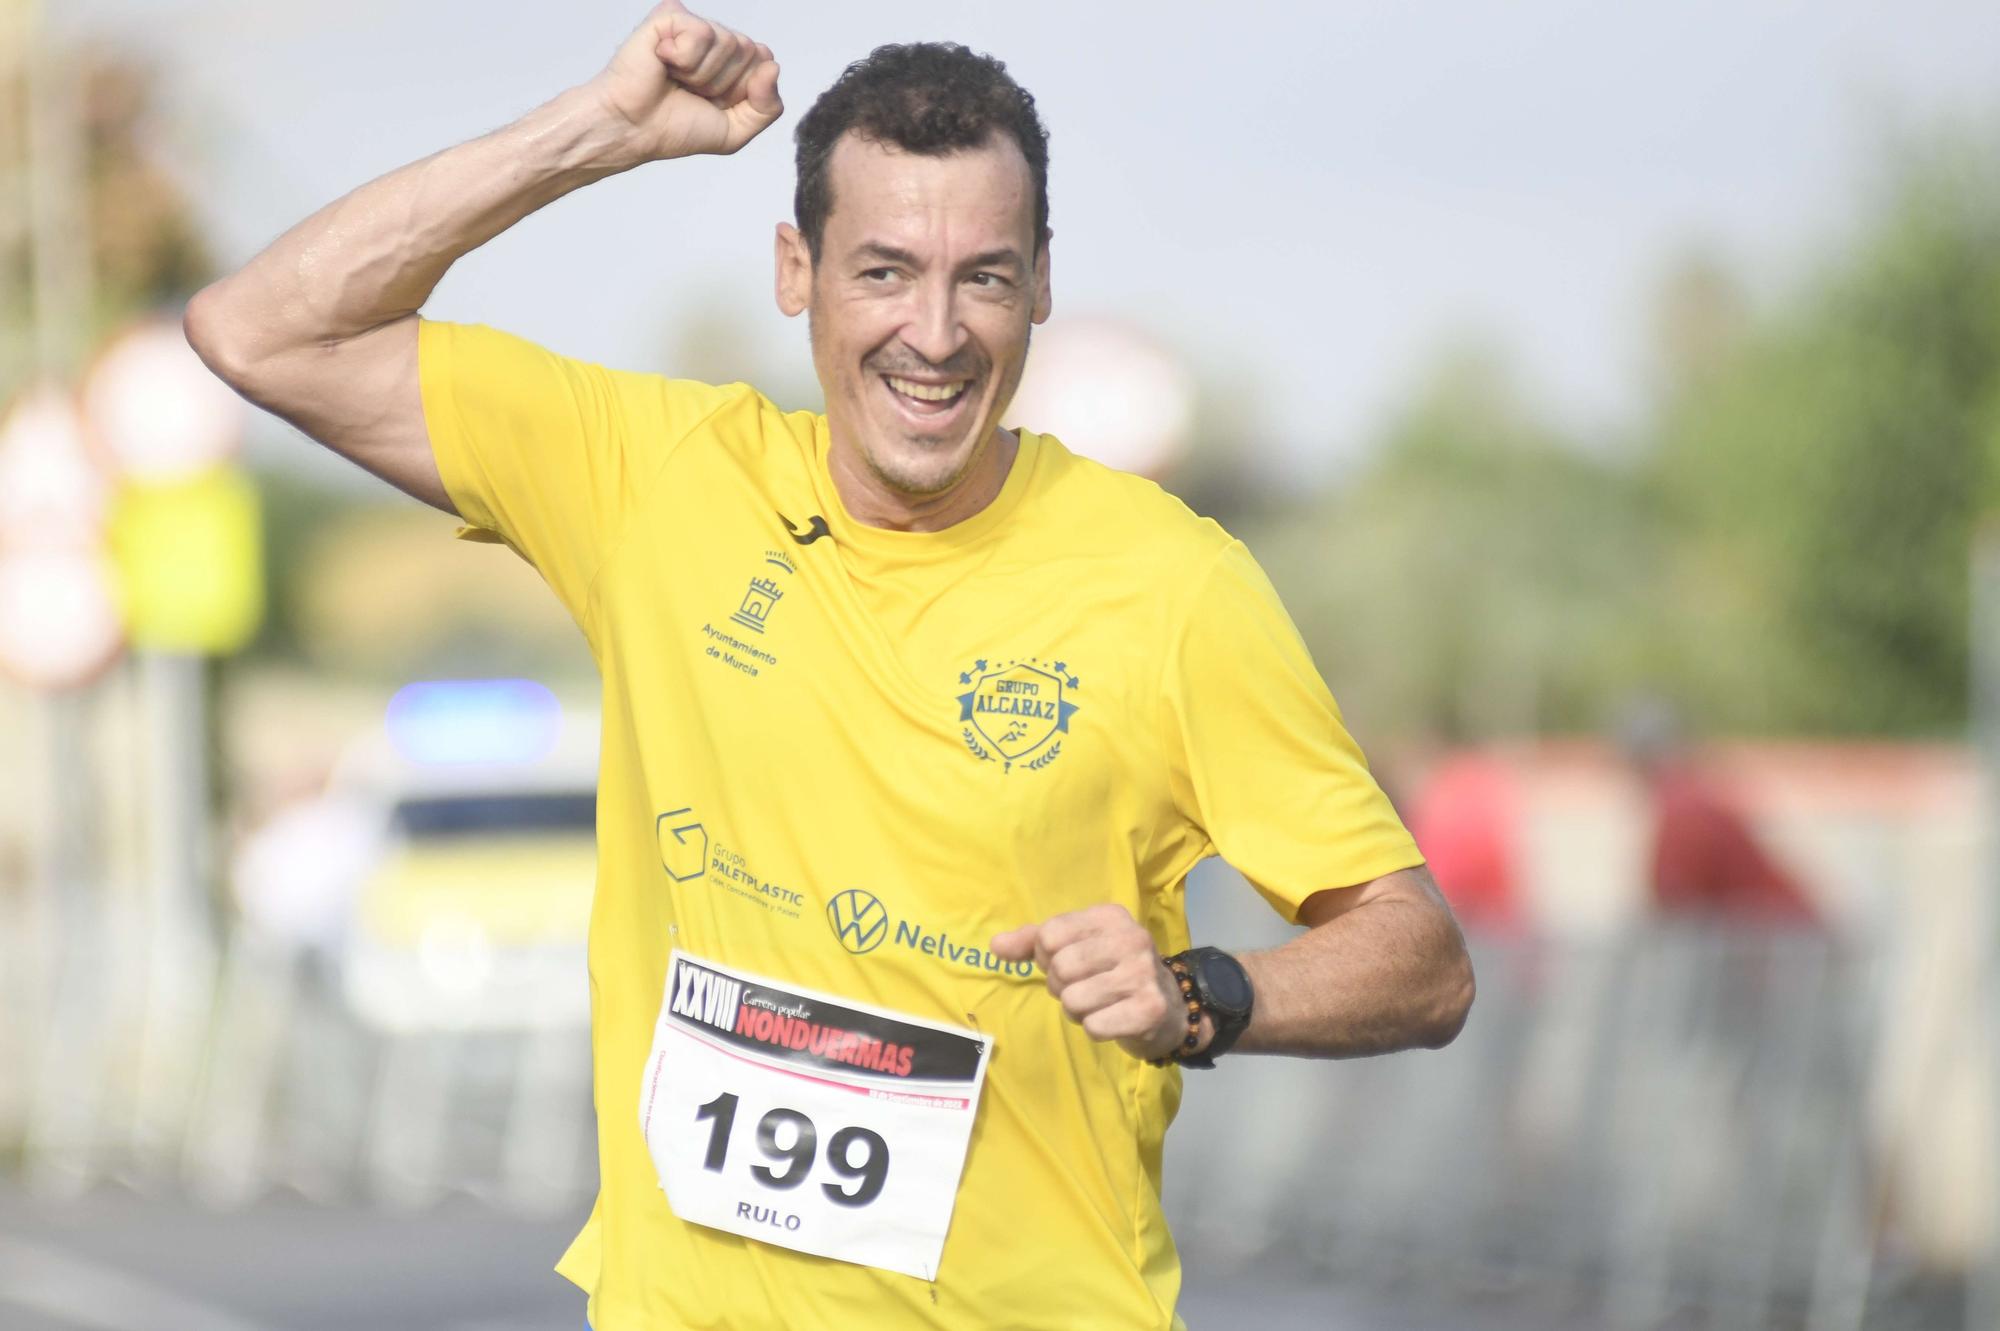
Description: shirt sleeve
xmin=418 ymin=318 xmax=736 ymax=628
xmin=1161 ymin=539 xmax=1425 ymax=921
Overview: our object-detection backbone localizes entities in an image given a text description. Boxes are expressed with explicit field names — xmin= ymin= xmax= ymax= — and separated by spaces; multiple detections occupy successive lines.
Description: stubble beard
xmin=809 ymin=314 xmax=1031 ymax=500
xmin=865 ymin=421 xmax=985 ymax=497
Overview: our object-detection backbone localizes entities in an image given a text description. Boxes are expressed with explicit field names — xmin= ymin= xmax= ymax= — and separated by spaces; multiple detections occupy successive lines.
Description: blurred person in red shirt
xmin=1616 ymin=698 xmax=1821 ymax=928
xmin=1402 ymin=746 xmax=1525 ymax=936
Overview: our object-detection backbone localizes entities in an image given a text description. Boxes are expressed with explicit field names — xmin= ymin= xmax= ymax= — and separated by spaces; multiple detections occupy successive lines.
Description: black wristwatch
xmin=1169 ymin=947 xmax=1255 ymax=1069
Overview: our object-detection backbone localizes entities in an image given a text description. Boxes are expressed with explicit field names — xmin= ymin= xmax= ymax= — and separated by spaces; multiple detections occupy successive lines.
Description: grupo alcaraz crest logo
xmin=826 ymin=888 xmax=890 ymax=954
xmin=955 ymin=656 xmax=1080 ymax=773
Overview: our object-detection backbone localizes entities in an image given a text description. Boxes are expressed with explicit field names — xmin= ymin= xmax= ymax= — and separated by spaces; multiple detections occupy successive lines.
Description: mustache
xmin=865 ymin=348 xmax=986 ymax=381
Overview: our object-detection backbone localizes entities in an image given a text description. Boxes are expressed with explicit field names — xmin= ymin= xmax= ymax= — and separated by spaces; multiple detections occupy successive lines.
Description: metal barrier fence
xmin=1 ymin=908 xmax=1976 ymax=1328
xmin=1169 ymin=929 xmax=1914 ymax=1328
xmin=2 ymin=920 xmax=597 ymax=1215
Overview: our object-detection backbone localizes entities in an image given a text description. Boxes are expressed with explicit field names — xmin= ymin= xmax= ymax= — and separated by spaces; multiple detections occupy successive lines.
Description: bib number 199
xmin=643 ymin=952 xmax=991 ymax=1278
xmin=696 ymin=1092 xmax=890 ymax=1207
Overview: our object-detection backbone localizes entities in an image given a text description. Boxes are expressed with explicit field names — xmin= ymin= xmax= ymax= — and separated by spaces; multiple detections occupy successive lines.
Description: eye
xmin=968 ymin=272 xmax=1011 ymax=289
xmin=859 ymin=267 xmax=898 ymax=282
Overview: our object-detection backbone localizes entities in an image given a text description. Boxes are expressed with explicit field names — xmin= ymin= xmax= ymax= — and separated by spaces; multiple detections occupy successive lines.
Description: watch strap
xmin=1161 ymin=947 xmax=1254 ymax=1070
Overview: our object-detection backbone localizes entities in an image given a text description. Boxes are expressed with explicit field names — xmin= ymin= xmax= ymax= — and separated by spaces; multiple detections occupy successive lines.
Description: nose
xmin=900 ymin=274 xmax=967 ymax=368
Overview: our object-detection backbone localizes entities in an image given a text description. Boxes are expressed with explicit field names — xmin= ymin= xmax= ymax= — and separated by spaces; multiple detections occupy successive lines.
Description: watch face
xmin=1199 ymin=953 xmax=1253 ymax=1015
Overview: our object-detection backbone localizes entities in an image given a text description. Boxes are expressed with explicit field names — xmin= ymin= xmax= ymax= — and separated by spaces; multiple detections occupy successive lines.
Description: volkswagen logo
xmin=826 ymin=889 xmax=889 ymax=955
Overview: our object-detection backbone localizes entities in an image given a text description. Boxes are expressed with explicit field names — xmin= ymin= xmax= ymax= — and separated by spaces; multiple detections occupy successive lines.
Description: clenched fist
xmin=992 ymin=905 xmax=1195 ymax=1062
xmin=588 ymin=1 xmax=782 ymax=166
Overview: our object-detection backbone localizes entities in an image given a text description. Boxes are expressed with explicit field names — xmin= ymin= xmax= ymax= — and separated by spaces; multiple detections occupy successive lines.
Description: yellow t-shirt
xmin=418 ymin=319 xmax=1424 ymax=1331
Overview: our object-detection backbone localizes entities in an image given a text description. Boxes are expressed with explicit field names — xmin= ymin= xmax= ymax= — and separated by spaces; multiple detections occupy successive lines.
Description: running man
xmin=186 ymin=6 xmax=1475 ymax=1327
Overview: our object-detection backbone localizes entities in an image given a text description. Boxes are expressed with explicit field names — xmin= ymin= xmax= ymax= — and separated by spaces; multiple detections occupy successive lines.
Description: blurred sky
xmin=61 ymin=0 xmax=2000 ymax=480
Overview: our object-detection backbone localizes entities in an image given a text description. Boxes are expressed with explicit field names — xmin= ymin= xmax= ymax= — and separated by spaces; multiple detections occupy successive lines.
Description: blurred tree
xmin=1253 ymin=343 xmax=1656 ymax=742
xmin=79 ymin=53 xmax=212 ymax=324
xmin=1651 ymin=250 xmax=1750 ymax=396
xmin=1652 ymin=134 xmax=2000 ymax=734
xmin=0 ymin=46 xmax=213 ymax=384
xmin=1260 ymin=127 xmax=2000 ymax=745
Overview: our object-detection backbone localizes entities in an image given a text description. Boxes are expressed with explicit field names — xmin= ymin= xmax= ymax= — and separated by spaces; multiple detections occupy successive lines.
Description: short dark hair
xmin=793 ymin=42 xmax=1050 ymax=262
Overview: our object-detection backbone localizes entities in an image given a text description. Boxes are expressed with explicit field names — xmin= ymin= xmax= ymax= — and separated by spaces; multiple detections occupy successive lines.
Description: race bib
xmin=639 ymin=950 xmax=993 ymax=1280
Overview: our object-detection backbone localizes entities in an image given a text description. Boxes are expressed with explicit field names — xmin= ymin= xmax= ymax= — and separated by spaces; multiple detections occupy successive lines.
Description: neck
xmin=827 ymin=427 xmax=1020 ymax=533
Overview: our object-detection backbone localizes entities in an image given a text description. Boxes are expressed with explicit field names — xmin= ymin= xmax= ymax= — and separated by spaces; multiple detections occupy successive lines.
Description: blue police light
xmin=385 ymin=679 xmax=562 ymax=766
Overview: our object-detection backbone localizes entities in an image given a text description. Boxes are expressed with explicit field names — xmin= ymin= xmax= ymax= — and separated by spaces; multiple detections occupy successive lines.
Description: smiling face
xmin=777 ymin=130 xmax=1051 ymax=525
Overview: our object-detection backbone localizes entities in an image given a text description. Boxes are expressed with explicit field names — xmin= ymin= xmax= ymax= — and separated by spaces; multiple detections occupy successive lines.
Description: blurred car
xmin=235 ymin=679 xmax=599 ymax=1034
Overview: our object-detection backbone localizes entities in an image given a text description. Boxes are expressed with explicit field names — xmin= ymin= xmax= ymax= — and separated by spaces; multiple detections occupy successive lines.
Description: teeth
xmin=886 ymin=376 xmax=966 ymax=403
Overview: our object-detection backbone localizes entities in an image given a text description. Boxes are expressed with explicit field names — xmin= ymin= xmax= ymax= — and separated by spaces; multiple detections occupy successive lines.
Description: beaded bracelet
xmin=1147 ymin=954 xmax=1203 ymax=1067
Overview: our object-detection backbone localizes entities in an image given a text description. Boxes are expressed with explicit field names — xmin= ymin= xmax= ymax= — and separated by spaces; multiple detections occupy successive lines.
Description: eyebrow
xmin=852 ymin=242 xmax=1027 ymax=275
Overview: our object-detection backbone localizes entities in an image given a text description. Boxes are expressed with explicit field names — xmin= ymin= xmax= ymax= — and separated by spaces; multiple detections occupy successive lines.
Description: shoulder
xmin=422 ymin=318 xmax=799 ymax=444
xmin=1027 ymin=432 xmax=1235 ymax=577
xmin=603 ymin=371 xmax=817 ymax=488
xmin=1022 ymin=438 xmax=1314 ymax=655
xmin=650 ymin=381 xmax=817 ymax=460
xmin=624 ymin=374 xmax=779 ymax=437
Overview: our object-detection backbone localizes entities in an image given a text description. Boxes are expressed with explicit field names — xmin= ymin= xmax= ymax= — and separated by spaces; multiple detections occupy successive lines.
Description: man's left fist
xmin=991 ymin=904 xmax=1189 ymax=1061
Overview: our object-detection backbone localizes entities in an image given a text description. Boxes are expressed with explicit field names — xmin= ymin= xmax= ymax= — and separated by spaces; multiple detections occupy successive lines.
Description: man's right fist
xmin=590 ymin=2 xmax=782 ymax=164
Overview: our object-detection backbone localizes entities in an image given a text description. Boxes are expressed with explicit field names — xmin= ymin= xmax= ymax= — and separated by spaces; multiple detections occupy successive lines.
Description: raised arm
xmin=182 ymin=2 xmax=781 ymax=511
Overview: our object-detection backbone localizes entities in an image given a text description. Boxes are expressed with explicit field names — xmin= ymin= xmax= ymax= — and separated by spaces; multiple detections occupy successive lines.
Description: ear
xmin=1031 ymin=228 xmax=1053 ymax=325
xmin=775 ymin=222 xmax=811 ymax=318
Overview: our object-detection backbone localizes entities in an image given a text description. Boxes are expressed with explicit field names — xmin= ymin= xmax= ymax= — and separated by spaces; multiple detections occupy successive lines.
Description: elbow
xmin=182 ymin=282 xmax=262 ymax=392
xmin=1420 ymin=942 xmax=1476 ymax=1050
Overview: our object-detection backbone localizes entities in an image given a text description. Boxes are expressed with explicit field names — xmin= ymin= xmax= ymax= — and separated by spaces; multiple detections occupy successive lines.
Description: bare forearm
xmin=193 ymin=86 xmax=631 ymax=358
xmin=995 ymin=870 xmax=1472 ymax=1065
xmin=1232 ymin=872 xmax=1475 ymax=1058
xmin=178 ymin=10 xmax=779 ymax=508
